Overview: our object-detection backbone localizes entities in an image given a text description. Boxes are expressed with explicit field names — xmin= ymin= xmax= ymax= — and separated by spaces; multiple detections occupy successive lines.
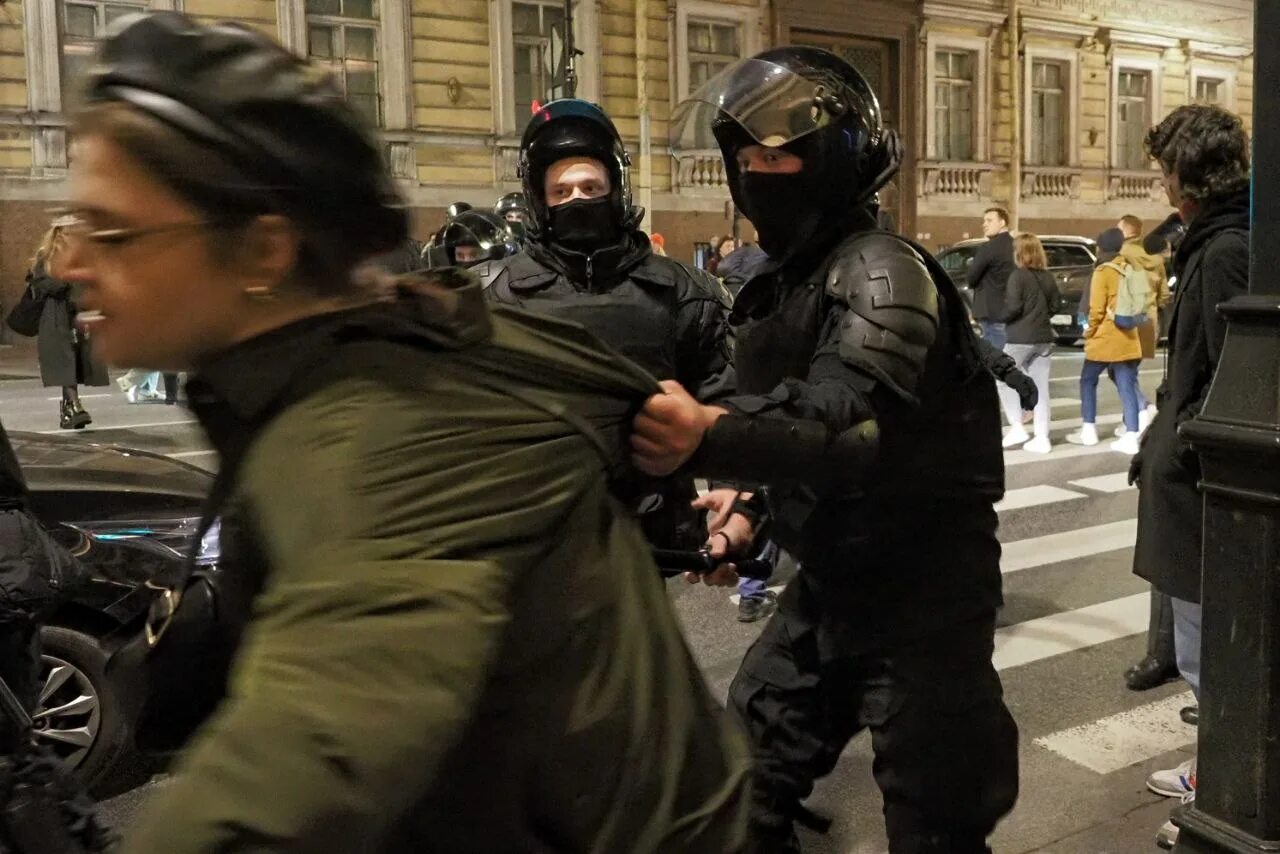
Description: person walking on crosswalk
xmin=1129 ymin=103 xmax=1251 ymax=850
xmin=996 ymin=232 xmax=1058 ymax=453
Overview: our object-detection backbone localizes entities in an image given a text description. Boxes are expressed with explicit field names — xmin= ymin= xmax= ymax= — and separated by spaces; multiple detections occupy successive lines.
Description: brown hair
xmin=984 ymin=207 xmax=1010 ymax=226
xmin=1144 ymin=104 xmax=1250 ymax=203
xmin=1013 ymin=233 xmax=1048 ymax=270
xmin=72 ymin=102 xmax=377 ymax=295
xmin=1119 ymin=214 xmax=1143 ymax=235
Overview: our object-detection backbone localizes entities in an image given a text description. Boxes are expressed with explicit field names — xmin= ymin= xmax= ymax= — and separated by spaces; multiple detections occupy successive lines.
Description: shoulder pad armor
xmin=825 ymin=232 xmax=940 ymax=401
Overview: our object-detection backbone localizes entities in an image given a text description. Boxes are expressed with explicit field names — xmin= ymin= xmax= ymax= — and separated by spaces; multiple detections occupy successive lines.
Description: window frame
xmin=278 ymin=0 xmax=412 ymax=132
xmin=924 ymin=32 xmax=990 ymax=162
xmin=492 ymin=0 xmax=600 ymax=139
xmin=1190 ymin=64 xmax=1236 ymax=110
xmin=59 ymin=1 xmax=152 ymax=112
xmin=1023 ymin=46 xmax=1079 ymax=168
xmin=674 ymin=0 xmax=761 ymax=103
xmin=1109 ymin=54 xmax=1162 ymax=171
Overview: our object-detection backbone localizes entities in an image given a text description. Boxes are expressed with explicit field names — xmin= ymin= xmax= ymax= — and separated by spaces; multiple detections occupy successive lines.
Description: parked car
xmin=10 ymin=431 xmax=215 ymax=790
xmin=937 ymin=235 xmax=1097 ymax=344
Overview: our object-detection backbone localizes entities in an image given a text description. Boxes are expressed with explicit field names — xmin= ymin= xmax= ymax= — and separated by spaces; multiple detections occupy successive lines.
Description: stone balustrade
xmin=918 ymin=161 xmax=997 ymax=198
xmin=1022 ymin=166 xmax=1082 ymax=199
xmin=1107 ymin=169 xmax=1165 ymax=202
xmin=673 ymin=149 xmax=729 ymax=192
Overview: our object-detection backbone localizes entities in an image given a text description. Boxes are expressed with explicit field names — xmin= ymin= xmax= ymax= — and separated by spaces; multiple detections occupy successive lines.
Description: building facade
xmin=0 ymin=0 xmax=1256 ymax=327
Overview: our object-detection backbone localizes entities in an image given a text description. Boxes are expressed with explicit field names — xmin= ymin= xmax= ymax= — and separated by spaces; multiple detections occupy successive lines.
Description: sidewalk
xmin=0 ymin=342 xmax=39 ymax=379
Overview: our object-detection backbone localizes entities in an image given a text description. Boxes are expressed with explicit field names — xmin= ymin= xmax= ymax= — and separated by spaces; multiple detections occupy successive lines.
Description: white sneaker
xmin=1111 ymin=432 xmax=1142 ymax=455
xmin=1002 ymin=427 xmax=1031 ymax=447
xmin=1148 ymin=757 xmax=1196 ymax=798
xmin=1114 ymin=424 xmax=1128 ymax=439
xmin=1139 ymin=407 xmax=1155 ymax=433
xmin=1022 ymin=436 xmax=1052 ymax=454
xmin=1066 ymin=424 xmax=1099 ymax=446
xmin=1156 ymin=791 xmax=1195 ymax=850
xmin=125 ymin=386 xmax=141 ymax=404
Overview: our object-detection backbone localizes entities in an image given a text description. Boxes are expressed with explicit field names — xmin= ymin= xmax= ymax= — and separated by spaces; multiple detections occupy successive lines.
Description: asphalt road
xmin=0 ymin=345 xmax=1191 ymax=852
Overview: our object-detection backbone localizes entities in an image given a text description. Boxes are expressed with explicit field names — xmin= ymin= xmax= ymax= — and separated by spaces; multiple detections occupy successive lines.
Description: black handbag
xmin=4 ymin=284 xmax=43 ymax=339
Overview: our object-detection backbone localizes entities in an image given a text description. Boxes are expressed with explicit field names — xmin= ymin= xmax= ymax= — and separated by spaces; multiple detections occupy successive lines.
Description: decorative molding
xmin=1188 ymin=40 xmax=1253 ymax=60
xmin=1190 ymin=63 xmax=1238 ymax=111
xmin=380 ymin=0 xmax=413 ymax=130
xmin=921 ymin=2 xmax=1008 ymax=27
xmin=276 ymin=0 xmax=307 ymax=54
xmin=1019 ymin=15 xmax=1098 ymax=41
xmin=1105 ymin=30 xmax=1179 ymax=51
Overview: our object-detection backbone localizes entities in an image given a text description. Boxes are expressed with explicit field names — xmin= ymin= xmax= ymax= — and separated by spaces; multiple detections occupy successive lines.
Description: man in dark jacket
xmin=1129 ymin=104 xmax=1251 ymax=845
xmin=484 ymin=99 xmax=736 ymax=552
xmin=716 ymin=240 xmax=770 ymax=299
xmin=640 ymin=47 xmax=1018 ymax=852
xmin=967 ymin=207 xmax=1016 ymax=348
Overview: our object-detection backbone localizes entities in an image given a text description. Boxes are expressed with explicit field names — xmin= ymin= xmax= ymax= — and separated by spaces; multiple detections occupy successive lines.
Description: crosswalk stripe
xmin=1049 ymin=397 xmax=1081 ymax=406
xmin=1069 ymin=472 xmax=1135 ymax=494
xmin=992 ymin=592 xmax=1148 ymax=671
xmin=1005 ymin=442 xmax=1116 ymax=466
xmin=1001 ymin=519 xmax=1138 ymax=574
xmin=35 ymin=419 xmax=197 ymax=434
xmin=1034 ymin=690 xmax=1196 ymax=774
xmin=994 ymin=485 xmax=1087 ymax=512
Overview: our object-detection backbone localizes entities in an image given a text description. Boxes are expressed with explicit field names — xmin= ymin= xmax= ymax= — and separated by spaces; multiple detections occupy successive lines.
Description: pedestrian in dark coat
xmin=966 ymin=206 xmax=1016 ymax=347
xmin=27 ymin=220 xmax=109 ymax=429
xmin=1132 ymin=105 xmax=1251 ymax=705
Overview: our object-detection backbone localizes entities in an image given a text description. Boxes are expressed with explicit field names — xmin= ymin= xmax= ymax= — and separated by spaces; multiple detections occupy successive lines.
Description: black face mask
xmin=548 ymin=197 xmax=623 ymax=253
xmin=737 ymin=173 xmax=825 ymax=262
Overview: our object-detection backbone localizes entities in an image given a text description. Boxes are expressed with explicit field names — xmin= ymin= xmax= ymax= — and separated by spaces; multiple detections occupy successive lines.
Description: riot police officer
xmin=634 ymin=48 xmax=1019 ymax=852
xmin=494 ymin=191 xmax=531 ymax=245
xmin=485 ymin=98 xmax=736 ymax=551
xmin=423 ymin=208 xmax=520 ymax=276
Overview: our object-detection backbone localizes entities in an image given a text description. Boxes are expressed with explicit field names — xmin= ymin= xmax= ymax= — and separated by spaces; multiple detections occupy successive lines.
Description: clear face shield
xmin=424 ymin=214 xmax=519 ymax=270
xmin=669 ymin=58 xmax=855 ymax=152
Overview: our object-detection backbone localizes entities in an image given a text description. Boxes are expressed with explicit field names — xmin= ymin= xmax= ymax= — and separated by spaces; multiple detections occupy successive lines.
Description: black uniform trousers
xmin=729 ymin=563 xmax=1019 ymax=853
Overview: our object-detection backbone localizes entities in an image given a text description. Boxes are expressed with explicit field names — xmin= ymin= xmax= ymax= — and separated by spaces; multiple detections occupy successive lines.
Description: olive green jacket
xmin=124 ymin=273 xmax=748 ymax=853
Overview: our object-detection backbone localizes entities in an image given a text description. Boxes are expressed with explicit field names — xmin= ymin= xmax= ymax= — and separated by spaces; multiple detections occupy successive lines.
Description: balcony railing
xmin=1022 ymin=166 xmax=1082 ymax=200
xmin=919 ymin=161 xmax=997 ymax=198
xmin=673 ymin=149 xmax=729 ymax=193
xmin=1108 ymin=169 xmax=1164 ymax=202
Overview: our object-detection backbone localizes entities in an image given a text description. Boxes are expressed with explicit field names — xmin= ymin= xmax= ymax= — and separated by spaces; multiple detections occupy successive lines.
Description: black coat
xmin=998 ymin=268 xmax=1057 ymax=344
xmin=966 ymin=231 xmax=1015 ymax=321
xmin=0 ymin=419 xmax=26 ymax=510
xmin=1133 ymin=191 xmax=1250 ymax=603
xmin=28 ymin=262 xmax=109 ymax=389
xmin=716 ymin=244 xmax=771 ymax=298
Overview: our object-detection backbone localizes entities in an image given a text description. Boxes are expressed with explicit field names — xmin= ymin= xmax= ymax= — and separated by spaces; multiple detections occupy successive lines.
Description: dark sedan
xmin=11 ymin=431 xmax=214 ymax=789
xmin=937 ymin=235 xmax=1097 ymax=344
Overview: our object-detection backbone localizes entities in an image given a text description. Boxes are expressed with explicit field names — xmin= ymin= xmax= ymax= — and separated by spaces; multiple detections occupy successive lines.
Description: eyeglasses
xmin=51 ymin=210 xmax=230 ymax=249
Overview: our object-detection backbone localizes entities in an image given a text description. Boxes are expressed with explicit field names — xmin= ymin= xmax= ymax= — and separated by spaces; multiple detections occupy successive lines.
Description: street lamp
xmin=1173 ymin=2 xmax=1280 ymax=852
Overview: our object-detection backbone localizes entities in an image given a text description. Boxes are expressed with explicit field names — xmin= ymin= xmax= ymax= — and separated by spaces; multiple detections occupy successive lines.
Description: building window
xmin=1195 ymin=76 xmax=1224 ymax=105
xmin=60 ymin=1 xmax=147 ymax=110
xmin=512 ymin=1 xmax=567 ymax=134
xmin=934 ymin=50 xmax=974 ymax=162
xmin=1029 ymin=60 xmax=1067 ymax=167
xmin=687 ymin=20 xmax=740 ymax=91
xmin=1116 ymin=69 xmax=1151 ymax=170
xmin=306 ymin=0 xmax=381 ymax=127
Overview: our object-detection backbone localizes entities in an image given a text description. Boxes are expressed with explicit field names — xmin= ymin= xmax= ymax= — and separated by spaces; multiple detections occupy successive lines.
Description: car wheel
xmin=35 ymin=626 xmax=131 ymax=791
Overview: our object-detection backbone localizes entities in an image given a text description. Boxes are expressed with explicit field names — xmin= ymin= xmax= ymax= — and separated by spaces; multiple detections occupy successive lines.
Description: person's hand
xmin=1007 ymin=372 xmax=1038 ymax=412
xmin=631 ymin=381 xmax=725 ymax=476
xmin=685 ymin=512 xmax=754 ymax=588
xmin=1128 ymin=450 xmax=1144 ymax=487
xmin=692 ymin=488 xmax=741 ymax=535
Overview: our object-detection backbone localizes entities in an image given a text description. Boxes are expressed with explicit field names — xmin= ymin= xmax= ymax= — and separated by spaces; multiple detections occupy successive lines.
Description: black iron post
xmin=1173 ymin=2 xmax=1280 ymax=851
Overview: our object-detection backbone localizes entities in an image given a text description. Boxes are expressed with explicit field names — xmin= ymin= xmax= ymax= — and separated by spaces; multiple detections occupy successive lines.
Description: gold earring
xmin=243 ymin=286 xmax=277 ymax=303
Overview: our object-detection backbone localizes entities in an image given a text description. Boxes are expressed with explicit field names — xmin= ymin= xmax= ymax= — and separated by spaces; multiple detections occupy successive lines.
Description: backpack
xmin=1102 ymin=260 xmax=1151 ymax=329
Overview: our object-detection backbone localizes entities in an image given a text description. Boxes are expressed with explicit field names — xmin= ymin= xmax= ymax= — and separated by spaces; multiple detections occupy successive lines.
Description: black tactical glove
xmin=1006 ymin=371 xmax=1039 ymax=412
xmin=1128 ymin=451 xmax=1143 ymax=487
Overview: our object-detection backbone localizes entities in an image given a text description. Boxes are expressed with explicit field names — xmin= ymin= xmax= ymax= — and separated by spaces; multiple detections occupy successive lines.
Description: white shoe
xmin=1156 ymin=791 xmax=1195 ymax=850
xmin=1139 ymin=407 xmax=1155 ymax=433
xmin=125 ymin=386 xmax=141 ymax=404
xmin=1002 ymin=427 xmax=1031 ymax=447
xmin=1022 ymin=436 xmax=1052 ymax=454
xmin=1114 ymin=424 xmax=1128 ymax=439
xmin=1111 ymin=432 xmax=1141 ymax=455
xmin=1148 ymin=757 xmax=1196 ymax=798
xmin=1066 ymin=424 xmax=1099 ymax=446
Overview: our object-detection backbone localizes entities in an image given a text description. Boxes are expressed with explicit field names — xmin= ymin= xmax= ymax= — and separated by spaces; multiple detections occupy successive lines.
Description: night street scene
xmin=0 ymin=0 xmax=1275 ymax=852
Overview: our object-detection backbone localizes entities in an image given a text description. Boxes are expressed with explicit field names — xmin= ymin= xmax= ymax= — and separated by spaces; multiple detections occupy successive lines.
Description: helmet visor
xmin=433 ymin=213 xmax=518 ymax=268
xmin=670 ymin=58 xmax=848 ymax=151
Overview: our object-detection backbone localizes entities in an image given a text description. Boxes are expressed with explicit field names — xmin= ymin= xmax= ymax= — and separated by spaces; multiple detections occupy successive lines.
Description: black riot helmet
xmin=423 ymin=210 xmax=520 ymax=270
xmin=494 ymin=192 xmax=529 ymax=223
xmin=671 ymin=47 xmax=903 ymax=260
xmin=517 ymin=99 xmax=642 ymax=243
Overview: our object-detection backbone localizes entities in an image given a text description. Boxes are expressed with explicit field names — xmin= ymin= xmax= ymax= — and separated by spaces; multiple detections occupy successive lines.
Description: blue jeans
xmin=1081 ymin=359 xmax=1141 ymax=431
xmin=980 ymin=321 xmax=1007 ymax=350
xmin=737 ymin=540 xmax=779 ymax=602
xmin=1172 ymin=597 xmax=1202 ymax=700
